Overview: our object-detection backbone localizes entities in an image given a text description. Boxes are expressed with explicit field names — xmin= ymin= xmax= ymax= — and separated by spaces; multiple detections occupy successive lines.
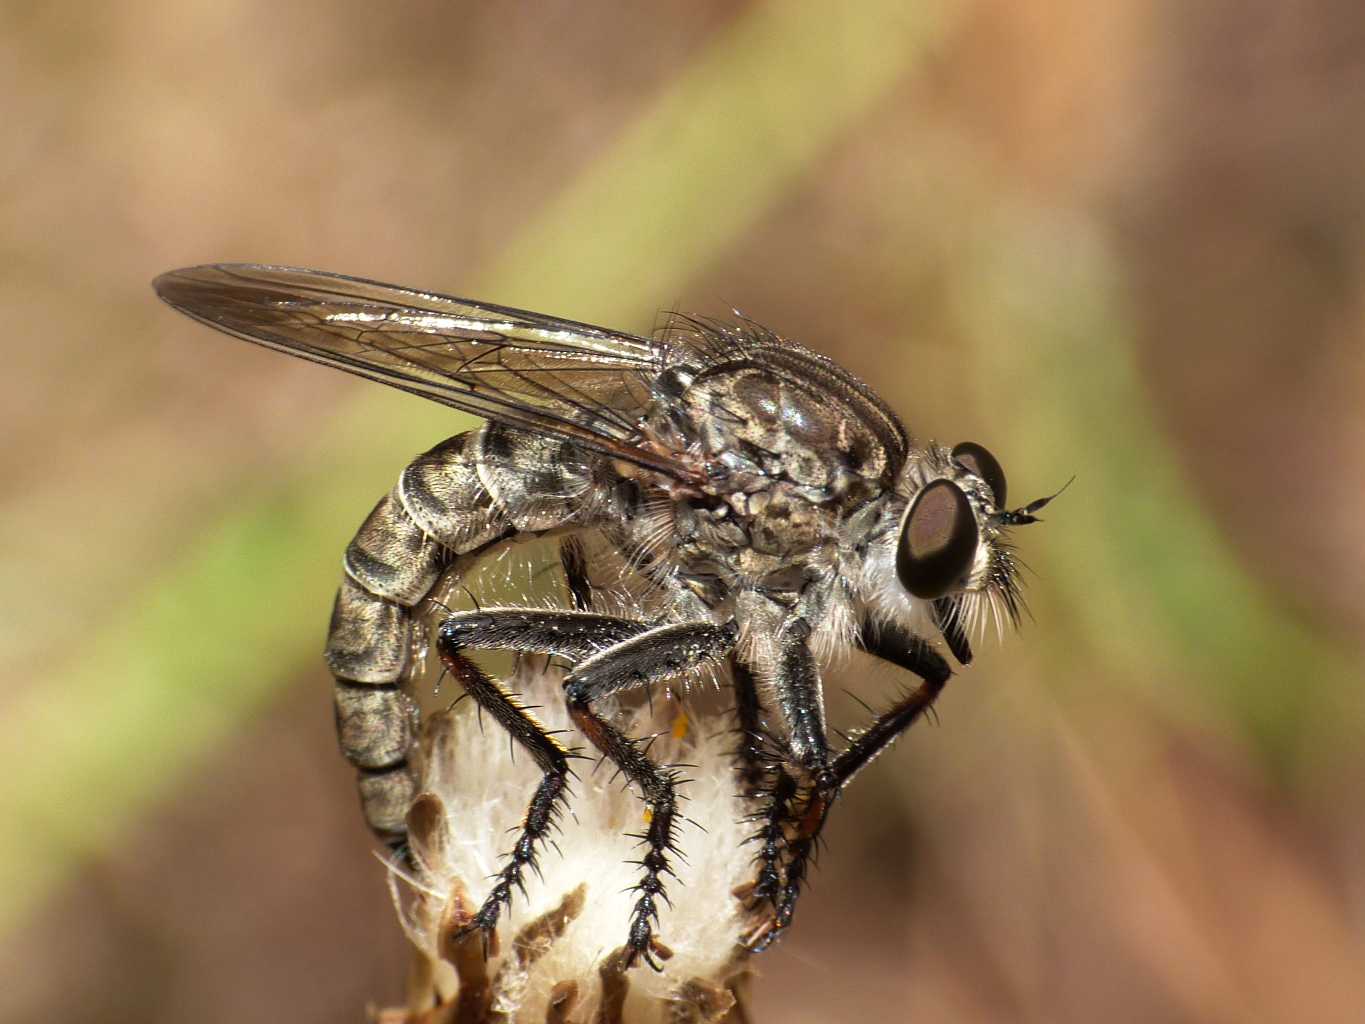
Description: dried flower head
xmin=384 ymin=655 xmax=759 ymax=1024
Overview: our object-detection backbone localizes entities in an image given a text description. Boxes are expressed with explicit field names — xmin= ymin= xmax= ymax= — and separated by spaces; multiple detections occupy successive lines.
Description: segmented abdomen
xmin=323 ymin=423 xmax=606 ymax=844
xmin=325 ymin=429 xmax=511 ymax=843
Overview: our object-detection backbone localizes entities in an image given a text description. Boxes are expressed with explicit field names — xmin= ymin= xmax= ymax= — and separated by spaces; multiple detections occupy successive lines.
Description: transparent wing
xmin=153 ymin=263 xmax=694 ymax=478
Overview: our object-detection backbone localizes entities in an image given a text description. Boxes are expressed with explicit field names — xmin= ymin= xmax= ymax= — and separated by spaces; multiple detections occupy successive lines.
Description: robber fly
xmin=154 ymin=264 xmax=1057 ymax=965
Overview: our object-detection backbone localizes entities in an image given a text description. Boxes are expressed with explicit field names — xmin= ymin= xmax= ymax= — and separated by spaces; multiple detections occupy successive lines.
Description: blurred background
xmin=3 ymin=1 xmax=1364 ymax=1020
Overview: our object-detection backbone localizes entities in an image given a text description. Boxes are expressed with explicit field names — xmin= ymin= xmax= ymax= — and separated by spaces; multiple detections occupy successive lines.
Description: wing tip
xmin=152 ymin=262 xmax=293 ymax=298
xmin=152 ymin=266 xmax=196 ymax=305
xmin=153 ymin=263 xmax=297 ymax=318
xmin=152 ymin=264 xmax=234 ymax=305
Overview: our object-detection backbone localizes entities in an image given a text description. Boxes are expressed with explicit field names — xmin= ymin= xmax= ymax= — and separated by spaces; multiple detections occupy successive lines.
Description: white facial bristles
xmin=388 ymin=655 xmax=759 ymax=1023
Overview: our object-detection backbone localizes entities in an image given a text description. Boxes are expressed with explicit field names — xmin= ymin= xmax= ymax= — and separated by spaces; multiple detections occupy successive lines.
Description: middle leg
xmin=758 ymin=617 xmax=953 ymax=949
xmin=730 ymin=656 xmax=799 ymax=917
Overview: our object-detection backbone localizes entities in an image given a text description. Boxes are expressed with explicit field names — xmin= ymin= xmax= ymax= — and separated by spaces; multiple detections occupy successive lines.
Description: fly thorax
xmin=668 ymin=485 xmax=838 ymax=594
xmin=738 ymin=485 xmax=826 ymax=558
xmin=670 ymin=499 xmax=751 ymax=580
xmin=681 ymin=366 xmax=893 ymax=507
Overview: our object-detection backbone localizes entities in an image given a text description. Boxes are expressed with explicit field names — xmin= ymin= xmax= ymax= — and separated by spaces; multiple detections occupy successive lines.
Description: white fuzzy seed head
xmin=388 ymin=655 xmax=760 ymax=1023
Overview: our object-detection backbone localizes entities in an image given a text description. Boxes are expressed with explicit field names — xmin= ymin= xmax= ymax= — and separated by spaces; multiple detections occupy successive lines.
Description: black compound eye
xmin=951 ymin=441 xmax=1007 ymax=509
xmin=896 ymin=479 xmax=979 ymax=600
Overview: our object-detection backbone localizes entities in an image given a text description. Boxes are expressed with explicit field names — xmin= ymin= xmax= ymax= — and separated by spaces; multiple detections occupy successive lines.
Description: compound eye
xmin=951 ymin=441 xmax=1007 ymax=508
xmin=896 ymin=479 xmax=979 ymax=600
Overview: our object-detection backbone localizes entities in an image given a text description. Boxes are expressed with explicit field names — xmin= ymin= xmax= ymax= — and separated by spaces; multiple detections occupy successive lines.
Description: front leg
xmin=835 ymin=618 xmax=953 ymax=784
xmin=562 ymin=619 xmax=739 ymax=968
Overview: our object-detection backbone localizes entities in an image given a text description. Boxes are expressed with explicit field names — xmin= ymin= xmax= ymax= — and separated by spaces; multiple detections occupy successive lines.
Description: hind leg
xmin=435 ymin=610 xmax=648 ymax=949
xmin=559 ymin=619 xmax=739 ymax=967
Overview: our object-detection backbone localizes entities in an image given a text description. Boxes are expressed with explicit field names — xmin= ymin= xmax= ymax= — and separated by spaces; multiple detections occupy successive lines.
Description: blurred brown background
xmin=3 ymin=1 xmax=1364 ymax=1021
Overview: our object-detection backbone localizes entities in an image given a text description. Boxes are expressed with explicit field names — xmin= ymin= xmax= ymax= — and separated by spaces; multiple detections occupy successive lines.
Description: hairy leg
xmin=435 ymin=610 xmax=648 ymax=949
xmin=438 ymin=609 xmax=738 ymax=965
xmin=730 ymin=656 xmax=798 ymax=916
xmin=755 ymin=618 xmax=952 ymax=950
xmin=561 ymin=619 xmax=739 ymax=967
